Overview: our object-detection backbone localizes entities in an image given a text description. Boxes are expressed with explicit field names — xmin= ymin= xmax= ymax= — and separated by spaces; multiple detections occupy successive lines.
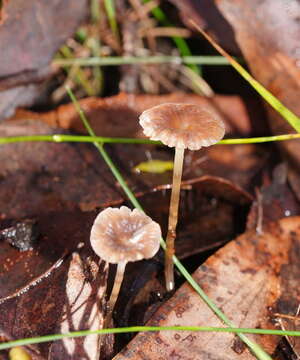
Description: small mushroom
xmin=90 ymin=206 xmax=161 ymax=325
xmin=139 ymin=103 xmax=225 ymax=291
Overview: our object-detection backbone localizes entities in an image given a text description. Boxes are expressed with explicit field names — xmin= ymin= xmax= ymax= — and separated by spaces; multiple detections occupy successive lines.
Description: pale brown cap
xmin=90 ymin=206 xmax=161 ymax=264
xmin=139 ymin=103 xmax=225 ymax=150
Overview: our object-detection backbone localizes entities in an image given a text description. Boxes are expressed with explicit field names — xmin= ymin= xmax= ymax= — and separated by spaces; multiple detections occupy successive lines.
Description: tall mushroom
xmin=90 ymin=206 xmax=161 ymax=325
xmin=139 ymin=103 xmax=225 ymax=291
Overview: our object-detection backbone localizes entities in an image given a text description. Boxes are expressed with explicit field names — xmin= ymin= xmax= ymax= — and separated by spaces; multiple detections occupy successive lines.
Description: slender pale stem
xmin=105 ymin=261 xmax=127 ymax=327
xmin=165 ymin=147 xmax=185 ymax=291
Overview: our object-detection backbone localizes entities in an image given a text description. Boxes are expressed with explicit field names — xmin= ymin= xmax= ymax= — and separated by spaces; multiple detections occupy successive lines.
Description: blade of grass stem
xmin=91 ymin=0 xmax=101 ymax=22
xmin=190 ymin=20 xmax=300 ymax=133
xmin=59 ymin=46 xmax=96 ymax=96
xmin=86 ymin=37 xmax=104 ymax=95
xmin=1 ymin=133 xmax=300 ymax=146
xmin=53 ymin=55 xmax=232 ymax=67
xmin=104 ymin=0 xmax=119 ymax=41
xmin=218 ymin=134 xmax=300 ymax=144
xmin=181 ymin=66 xmax=214 ymax=96
xmin=66 ymin=86 xmax=272 ymax=360
xmin=89 ymin=0 xmax=104 ymax=95
xmin=1 ymin=325 xmax=300 ymax=351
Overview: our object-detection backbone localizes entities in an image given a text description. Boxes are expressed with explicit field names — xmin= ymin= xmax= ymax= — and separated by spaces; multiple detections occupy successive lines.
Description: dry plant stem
xmin=105 ymin=261 xmax=127 ymax=327
xmin=165 ymin=147 xmax=185 ymax=291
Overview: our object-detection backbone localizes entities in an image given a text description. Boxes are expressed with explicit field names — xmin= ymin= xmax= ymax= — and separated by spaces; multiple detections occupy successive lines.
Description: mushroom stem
xmin=165 ymin=146 xmax=185 ymax=291
xmin=105 ymin=261 xmax=127 ymax=327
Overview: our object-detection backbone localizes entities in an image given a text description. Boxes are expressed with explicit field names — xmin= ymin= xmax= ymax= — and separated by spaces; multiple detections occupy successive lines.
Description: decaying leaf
xmin=48 ymin=252 xmax=106 ymax=360
xmin=0 ymin=120 xmax=127 ymax=218
xmin=247 ymin=163 xmax=300 ymax=233
xmin=0 ymin=0 xmax=88 ymax=119
xmin=1 ymin=111 xmax=268 ymax=219
xmin=114 ymin=216 xmax=300 ymax=360
xmin=0 ymin=85 xmax=43 ymax=120
xmin=137 ymin=176 xmax=252 ymax=260
xmin=0 ymin=0 xmax=87 ymax=85
xmin=0 ymin=172 xmax=253 ymax=359
xmin=170 ymin=0 xmax=300 ymax=201
xmin=10 ymin=93 xmax=267 ymax=138
xmin=185 ymin=143 xmax=269 ymax=192
xmin=0 ymin=210 xmax=108 ymax=360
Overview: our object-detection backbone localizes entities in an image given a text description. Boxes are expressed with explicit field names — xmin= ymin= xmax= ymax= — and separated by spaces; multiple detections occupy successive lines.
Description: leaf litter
xmin=114 ymin=215 xmax=300 ymax=360
xmin=0 ymin=113 xmax=260 ymax=359
xmin=0 ymin=93 xmax=298 ymax=359
xmin=1 ymin=1 xmax=300 ymax=359
xmin=0 ymin=0 xmax=88 ymax=119
xmin=171 ymin=0 xmax=300 ymax=202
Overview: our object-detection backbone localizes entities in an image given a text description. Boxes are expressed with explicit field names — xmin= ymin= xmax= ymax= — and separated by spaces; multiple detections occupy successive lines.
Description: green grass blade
xmin=53 ymin=55 xmax=231 ymax=67
xmin=1 ymin=133 xmax=300 ymax=146
xmin=1 ymin=325 xmax=300 ymax=351
xmin=104 ymin=0 xmax=119 ymax=40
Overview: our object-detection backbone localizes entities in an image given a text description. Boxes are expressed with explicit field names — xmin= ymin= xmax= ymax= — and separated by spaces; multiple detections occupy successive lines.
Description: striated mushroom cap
xmin=90 ymin=206 xmax=161 ymax=264
xmin=139 ymin=103 xmax=225 ymax=151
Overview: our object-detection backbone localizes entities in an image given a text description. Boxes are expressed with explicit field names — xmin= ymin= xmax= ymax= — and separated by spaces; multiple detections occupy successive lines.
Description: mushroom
xmin=139 ymin=103 xmax=225 ymax=291
xmin=90 ymin=206 xmax=161 ymax=325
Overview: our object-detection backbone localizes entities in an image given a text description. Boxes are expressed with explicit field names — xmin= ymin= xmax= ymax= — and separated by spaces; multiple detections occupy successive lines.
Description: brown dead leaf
xmin=114 ymin=216 xmax=300 ymax=360
xmin=169 ymin=0 xmax=241 ymax=55
xmin=11 ymin=93 xmax=266 ymax=137
xmin=0 ymin=0 xmax=87 ymax=87
xmin=0 ymin=85 xmax=44 ymax=119
xmin=2 ymin=107 xmax=268 ymax=220
xmin=137 ymin=176 xmax=252 ymax=260
xmin=0 ymin=211 xmax=93 ymax=304
xmin=170 ymin=0 xmax=300 ymax=201
xmin=185 ymin=143 xmax=269 ymax=192
xmin=204 ymin=1 xmax=300 ymax=201
xmin=48 ymin=252 xmax=106 ymax=360
xmin=0 ymin=120 xmax=128 ymax=218
xmin=0 ymin=0 xmax=88 ymax=118
xmin=0 ymin=210 xmax=108 ymax=360
xmin=0 ymin=171 xmax=252 ymax=357
xmin=247 ymin=163 xmax=300 ymax=234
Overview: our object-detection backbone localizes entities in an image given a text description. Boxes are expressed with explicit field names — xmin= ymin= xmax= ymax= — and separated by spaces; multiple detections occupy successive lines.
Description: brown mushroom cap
xmin=139 ymin=103 xmax=225 ymax=151
xmin=90 ymin=206 xmax=161 ymax=264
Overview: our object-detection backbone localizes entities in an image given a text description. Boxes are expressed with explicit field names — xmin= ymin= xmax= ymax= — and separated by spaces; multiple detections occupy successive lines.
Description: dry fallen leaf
xmin=114 ymin=216 xmax=300 ymax=360
xmin=0 ymin=176 xmax=253 ymax=359
xmin=10 ymin=93 xmax=266 ymax=138
xmin=0 ymin=120 xmax=127 ymax=218
xmin=0 ymin=210 xmax=108 ymax=360
xmin=1 ymin=110 xmax=267 ymax=218
xmin=170 ymin=0 xmax=300 ymax=202
xmin=48 ymin=252 xmax=106 ymax=360
xmin=0 ymin=0 xmax=88 ymax=119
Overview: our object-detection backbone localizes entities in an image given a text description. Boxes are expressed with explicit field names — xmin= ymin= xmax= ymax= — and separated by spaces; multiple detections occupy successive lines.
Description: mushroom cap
xmin=139 ymin=103 xmax=225 ymax=150
xmin=90 ymin=206 xmax=161 ymax=264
